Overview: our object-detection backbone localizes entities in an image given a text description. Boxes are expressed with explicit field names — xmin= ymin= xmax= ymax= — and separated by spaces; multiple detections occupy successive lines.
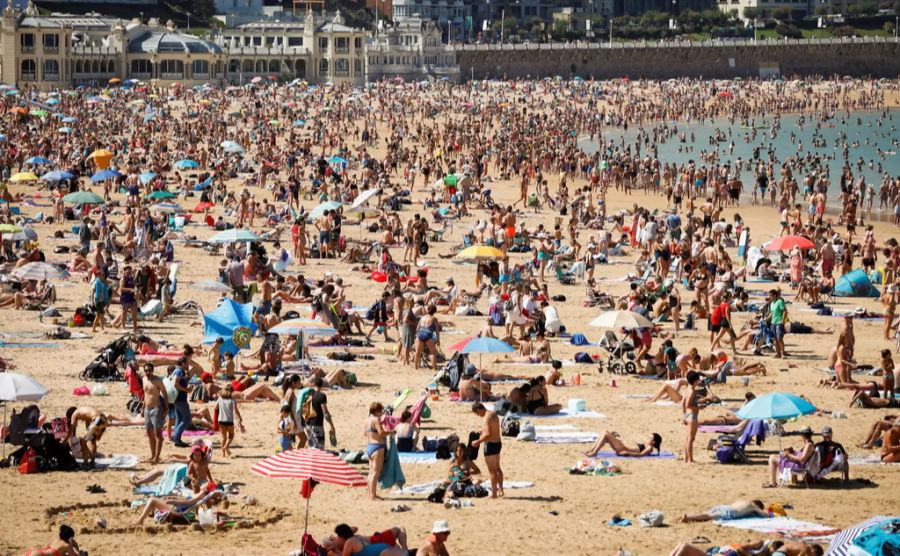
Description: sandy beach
xmin=0 ymin=78 xmax=899 ymax=556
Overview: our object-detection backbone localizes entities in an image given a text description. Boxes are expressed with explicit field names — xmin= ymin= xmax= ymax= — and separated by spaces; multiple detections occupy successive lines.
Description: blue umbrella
xmin=735 ymin=392 xmax=816 ymax=420
xmin=309 ymin=201 xmax=342 ymax=219
xmin=52 ymin=112 xmax=66 ymax=119
xmin=41 ymin=170 xmax=74 ymax=182
xmin=61 ymin=116 xmax=78 ymax=123
xmin=292 ymin=119 xmax=306 ymax=127
xmin=209 ymin=229 xmax=259 ymax=243
xmin=90 ymin=169 xmax=122 ymax=182
xmin=5 ymin=89 xmax=18 ymax=96
xmin=25 ymin=156 xmax=52 ymax=165
xmin=0 ymin=135 xmax=6 ymax=141
xmin=328 ymin=156 xmax=348 ymax=167
xmin=57 ymin=127 xmax=73 ymax=134
xmin=175 ymin=159 xmax=199 ymax=170
xmin=449 ymin=336 xmax=516 ymax=354
xmin=46 ymin=98 xmax=60 ymax=106
xmin=851 ymin=517 xmax=900 ymax=555
xmin=139 ymin=172 xmax=157 ymax=184
xmin=202 ymin=298 xmax=258 ymax=354
xmin=194 ymin=175 xmax=213 ymax=190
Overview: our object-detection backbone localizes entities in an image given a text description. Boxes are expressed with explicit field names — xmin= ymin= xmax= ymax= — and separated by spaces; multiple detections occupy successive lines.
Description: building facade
xmin=0 ymin=1 xmax=377 ymax=88
xmin=391 ymin=0 xmax=470 ymax=41
xmin=366 ymin=17 xmax=460 ymax=81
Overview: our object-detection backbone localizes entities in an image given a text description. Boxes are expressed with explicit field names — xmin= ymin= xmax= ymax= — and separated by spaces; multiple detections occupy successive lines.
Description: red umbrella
xmin=192 ymin=202 xmax=214 ymax=213
xmin=251 ymin=448 xmax=366 ymax=537
xmin=766 ymin=235 xmax=815 ymax=251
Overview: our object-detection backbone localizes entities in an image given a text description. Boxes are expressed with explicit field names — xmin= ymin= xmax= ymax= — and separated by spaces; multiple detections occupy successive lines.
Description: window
xmin=334 ymin=58 xmax=349 ymax=76
xmin=354 ymin=37 xmax=362 ymax=49
xmin=20 ymin=34 xmax=34 ymax=52
xmin=319 ymin=59 xmax=328 ymax=75
xmin=319 ymin=37 xmax=328 ymax=49
xmin=288 ymin=36 xmax=303 ymax=46
xmin=159 ymin=59 xmax=183 ymax=77
xmin=43 ymin=34 xmax=59 ymax=53
xmin=268 ymin=59 xmax=280 ymax=73
xmin=252 ymin=36 xmax=262 ymax=46
xmin=355 ymin=59 xmax=362 ymax=73
xmin=335 ymin=37 xmax=349 ymax=53
xmin=192 ymin=59 xmax=209 ymax=75
xmin=43 ymin=59 xmax=59 ymax=80
xmin=266 ymin=36 xmax=275 ymax=46
xmin=21 ymin=59 xmax=36 ymax=80
xmin=229 ymin=59 xmax=240 ymax=73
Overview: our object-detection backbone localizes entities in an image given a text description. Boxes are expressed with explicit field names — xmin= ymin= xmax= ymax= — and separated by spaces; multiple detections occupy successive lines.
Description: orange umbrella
xmin=86 ymin=149 xmax=113 ymax=170
xmin=9 ymin=107 xmax=27 ymax=115
xmin=108 ymin=77 xmax=121 ymax=84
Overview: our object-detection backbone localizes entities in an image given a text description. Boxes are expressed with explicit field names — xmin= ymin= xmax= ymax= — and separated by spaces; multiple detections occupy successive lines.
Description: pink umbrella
xmin=766 ymin=235 xmax=815 ymax=251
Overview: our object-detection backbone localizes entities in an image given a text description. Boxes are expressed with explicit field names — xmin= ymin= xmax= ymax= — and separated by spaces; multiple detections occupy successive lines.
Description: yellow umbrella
xmin=86 ymin=149 xmax=113 ymax=170
xmin=9 ymin=172 xmax=39 ymax=182
xmin=455 ymin=245 xmax=504 ymax=260
xmin=108 ymin=77 xmax=121 ymax=84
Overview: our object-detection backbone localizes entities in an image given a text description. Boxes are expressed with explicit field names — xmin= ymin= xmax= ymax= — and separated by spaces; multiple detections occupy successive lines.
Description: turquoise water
xmin=580 ymin=109 xmax=899 ymax=204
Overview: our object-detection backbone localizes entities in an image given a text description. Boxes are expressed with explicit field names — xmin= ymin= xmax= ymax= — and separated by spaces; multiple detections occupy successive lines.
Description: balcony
xmin=43 ymin=73 xmax=60 ymax=81
xmin=161 ymin=72 xmax=184 ymax=80
xmin=21 ymin=46 xmax=34 ymax=54
xmin=21 ymin=73 xmax=36 ymax=82
xmin=130 ymin=72 xmax=151 ymax=80
xmin=43 ymin=46 xmax=59 ymax=54
xmin=193 ymin=73 xmax=210 ymax=80
xmin=335 ymin=45 xmax=350 ymax=54
xmin=334 ymin=69 xmax=350 ymax=77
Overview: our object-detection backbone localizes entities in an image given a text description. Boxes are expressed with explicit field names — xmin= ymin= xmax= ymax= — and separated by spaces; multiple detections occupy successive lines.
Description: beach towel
xmin=94 ymin=454 xmax=140 ymax=469
xmin=509 ymin=409 xmax=606 ymax=419
xmin=534 ymin=424 xmax=579 ymax=431
xmin=0 ymin=341 xmax=60 ymax=349
xmin=378 ymin=435 xmax=405 ymax=490
xmin=698 ymin=425 xmax=737 ymax=434
xmin=620 ymin=394 xmax=652 ymax=399
xmin=134 ymin=463 xmax=189 ymax=496
xmin=654 ymin=401 xmax=676 ymax=406
xmin=397 ymin=451 xmax=438 ymax=465
xmin=532 ymin=431 xmax=599 ymax=444
xmin=397 ymin=479 xmax=534 ymax=495
xmin=847 ymin=454 xmax=899 ymax=465
xmin=715 ymin=516 xmax=836 ymax=538
xmin=163 ymin=429 xmax=214 ymax=438
xmin=590 ymin=451 xmax=677 ymax=460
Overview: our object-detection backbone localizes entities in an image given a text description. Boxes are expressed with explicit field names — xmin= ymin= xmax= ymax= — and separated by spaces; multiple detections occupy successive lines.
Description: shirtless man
xmin=699 ymin=198 xmax=714 ymax=238
xmin=837 ymin=314 xmax=856 ymax=361
xmin=470 ymin=402 xmax=503 ymax=498
xmin=256 ymin=272 xmax=275 ymax=329
xmin=316 ymin=213 xmax=332 ymax=259
xmin=66 ymin=406 xmax=109 ymax=468
xmin=142 ymin=363 xmax=169 ymax=464
xmin=417 ymin=521 xmax=451 ymax=556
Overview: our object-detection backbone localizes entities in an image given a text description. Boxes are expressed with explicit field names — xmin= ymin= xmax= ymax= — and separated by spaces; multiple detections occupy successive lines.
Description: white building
xmin=366 ymin=17 xmax=459 ymax=81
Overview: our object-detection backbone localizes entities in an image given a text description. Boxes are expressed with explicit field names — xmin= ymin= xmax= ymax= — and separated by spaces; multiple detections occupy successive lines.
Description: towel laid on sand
xmin=848 ymin=454 xmax=899 ymax=465
xmin=94 ymin=454 xmax=140 ymax=469
xmin=698 ymin=425 xmax=738 ymax=434
xmin=398 ymin=451 xmax=439 ymax=465
xmin=508 ymin=408 xmax=606 ymax=419
xmin=620 ymin=394 xmax=652 ymax=399
xmin=714 ymin=516 xmax=836 ymax=538
xmin=590 ymin=451 xmax=677 ymax=460
xmin=163 ymin=429 xmax=214 ymax=438
xmin=396 ymin=480 xmax=534 ymax=494
xmin=533 ymin=431 xmax=598 ymax=444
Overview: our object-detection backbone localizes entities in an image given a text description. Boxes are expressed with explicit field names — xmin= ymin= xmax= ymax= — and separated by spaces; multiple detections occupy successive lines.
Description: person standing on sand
xmin=682 ymin=371 xmax=702 ymax=463
xmin=471 ymin=402 xmax=503 ymax=498
xmin=142 ymin=363 xmax=168 ymax=464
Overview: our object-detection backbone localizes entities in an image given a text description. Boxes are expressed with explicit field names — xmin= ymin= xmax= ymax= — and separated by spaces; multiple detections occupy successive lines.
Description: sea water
xmin=580 ymin=109 xmax=899 ymax=206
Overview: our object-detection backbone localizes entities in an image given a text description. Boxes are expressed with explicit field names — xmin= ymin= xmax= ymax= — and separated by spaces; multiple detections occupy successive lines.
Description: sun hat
xmin=822 ymin=426 xmax=833 ymax=435
xmin=432 ymin=520 xmax=451 ymax=534
xmin=853 ymin=307 xmax=865 ymax=316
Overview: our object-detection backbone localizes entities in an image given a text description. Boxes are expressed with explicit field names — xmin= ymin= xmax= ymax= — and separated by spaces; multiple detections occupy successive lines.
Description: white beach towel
xmin=94 ymin=454 xmax=140 ymax=470
xmin=398 ymin=451 xmax=438 ymax=465
xmin=848 ymin=454 xmax=899 ymax=465
xmin=715 ymin=516 xmax=834 ymax=536
xmin=510 ymin=409 xmax=606 ymax=419
xmin=532 ymin=431 xmax=598 ymax=444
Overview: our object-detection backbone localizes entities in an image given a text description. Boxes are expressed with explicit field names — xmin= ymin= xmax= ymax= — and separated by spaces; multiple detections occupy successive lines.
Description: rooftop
xmin=127 ymin=30 xmax=223 ymax=54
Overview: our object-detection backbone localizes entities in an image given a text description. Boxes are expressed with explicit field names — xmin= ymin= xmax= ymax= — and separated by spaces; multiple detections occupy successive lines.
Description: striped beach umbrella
xmin=268 ymin=319 xmax=337 ymax=337
xmin=11 ymin=262 xmax=68 ymax=281
xmin=826 ymin=516 xmax=893 ymax=555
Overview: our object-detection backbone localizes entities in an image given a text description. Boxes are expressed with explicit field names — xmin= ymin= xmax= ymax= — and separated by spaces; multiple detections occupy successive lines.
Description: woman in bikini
xmin=412 ymin=304 xmax=440 ymax=371
xmin=683 ymin=371 xmax=702 ymax=464
xmin=25 ymin=525 xmax=83 ymax=556
xmin=584 ymin=431 xmax=662 ymax=458
xmin=364 ymin=402 xmax=390 ymax=500
xmin=524 ymin=376 xmax=562 ymax=416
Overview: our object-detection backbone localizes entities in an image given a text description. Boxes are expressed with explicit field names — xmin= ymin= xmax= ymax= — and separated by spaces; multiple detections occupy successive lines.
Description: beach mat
xmin=511 ymin=409 xmax=606 ymax=419
xmin=398 ymin=451 xmax=438 ymax=465
xmin=715 ymin=516 xmax=836 ymax=538
xmin=397 ymin=480 xmax=533 ymax=494
xmin=94 ymin=454 xmax=140 ymax=470
xmin=848 ymin=454 xmax=899 ymax=465
xmin=533 ymin=432 xmax=598 ymax=444
xmin=590 ymin=451 xmax=676 ymax=460
xmin=163 ymin=429 xmax=215 ymax=438
xmin=698 ymin=425 xmax=736 ymax=434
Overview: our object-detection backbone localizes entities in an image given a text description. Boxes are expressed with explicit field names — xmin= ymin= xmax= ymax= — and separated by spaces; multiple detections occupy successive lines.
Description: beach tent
xmin=834 ymin=269 xmax=879 ymax=298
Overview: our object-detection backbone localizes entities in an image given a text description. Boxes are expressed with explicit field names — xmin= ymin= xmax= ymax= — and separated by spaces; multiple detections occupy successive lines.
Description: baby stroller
xmin=597 ymin=330 xmax=637 ymax=374
xmin=80 ymin=334 xmax=133 ymax=381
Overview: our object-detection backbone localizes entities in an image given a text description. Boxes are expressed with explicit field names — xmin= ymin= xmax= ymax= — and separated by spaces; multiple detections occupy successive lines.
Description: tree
xmin=884 ymin=21 xmax=896 ymax=35
xmin=743 ymin=6 xmax=759 ymax=20
xmin=775 ymin=22 xmax=802 ymax=37
xmin=772 ymin=6 xmax=793 ymax=20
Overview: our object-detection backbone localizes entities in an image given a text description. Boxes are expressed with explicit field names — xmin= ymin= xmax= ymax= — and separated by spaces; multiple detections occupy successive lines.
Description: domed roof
xmin=128 ymin=31 xmax=222 ymax=54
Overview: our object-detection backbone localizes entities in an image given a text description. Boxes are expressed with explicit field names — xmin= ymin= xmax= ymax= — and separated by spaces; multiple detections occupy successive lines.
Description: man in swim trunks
xmin=679 ymin=499 xmax=768 ymax=522
xmin=142 ymin=363 xmax=169 ymax=464
xmin=471 ymin=402 xmax=504 ymax=498
xmin=66 ymin=406 xmax=108 ymax=468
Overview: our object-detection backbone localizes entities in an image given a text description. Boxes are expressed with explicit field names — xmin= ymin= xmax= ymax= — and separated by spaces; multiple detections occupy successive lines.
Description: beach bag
xmin=126 ymin=395 xmax=144 ymax=416
xmin=501 ymin=415 xmax=521 ymax=437
xmin=418 ymin=241 xmax=429 ymax=256
xmin=91 ymin=384 xmax=109 ymax=396
xmin=715 ymin=444 xmax=748 ymax=464
xmin=427 ymin=486 xmax=446 ymax=504
xmin=301 ymin=396 xmax=316 ymax=422
xmin=516 ymin=422 xmax=535 ymax=441
xmin=574 ymin=352 xmax=594 ymax=364
xmin=570 ymin=333 xmax=590 ymax=346
xmin=18 ymin=447 xmax=39 ymax=475
xmin=49 ymin=418 xmax=69 ymax=442
xmin=638 ymin=511 xmax=665 ymax=528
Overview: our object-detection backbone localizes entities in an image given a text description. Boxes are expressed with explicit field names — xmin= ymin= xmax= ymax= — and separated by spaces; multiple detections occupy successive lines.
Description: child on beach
xmin=216 ymin=385 xmax=244 ymax=458
xmin=278 ymin=403 xmax=294 ymax=452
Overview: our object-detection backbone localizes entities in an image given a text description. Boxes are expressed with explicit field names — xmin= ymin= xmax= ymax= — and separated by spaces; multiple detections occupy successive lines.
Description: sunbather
xmin=857 ymin=415 xmax=896 ymax=449
xmin=584 ymin=430 xmax=662 ymax=457
xmin=679 ymin=498 xmax=768 ymax=522
xmin=134 ymin=490 xmax=223 ymax=525
xmin=24 ymin=525 xmax=83 ymax=556
xmin=328 ymin=523 xmax=408 ymax=556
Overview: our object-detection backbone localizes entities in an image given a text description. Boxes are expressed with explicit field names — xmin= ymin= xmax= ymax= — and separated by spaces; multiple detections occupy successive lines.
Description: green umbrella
xmin=146 ymin=190 xmax=177 ymax=200
xmin=0 ymin=223 xmax=23 ymax=234
xmin=443 ymin=174 xmax=458 ymax=187
xmin=63 ymin=191 xmax=104 ymax=204
xmin=29 ymin=109 xmax=48 ymax=117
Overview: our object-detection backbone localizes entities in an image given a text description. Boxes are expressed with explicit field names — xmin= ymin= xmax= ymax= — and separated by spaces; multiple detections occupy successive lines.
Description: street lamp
xmin=501 ymin=7 xmax=505 ymax=43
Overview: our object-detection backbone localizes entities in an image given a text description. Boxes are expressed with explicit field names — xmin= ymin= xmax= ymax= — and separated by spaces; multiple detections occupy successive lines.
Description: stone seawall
xmin=452 ymin=38 xmax=900 ymax=80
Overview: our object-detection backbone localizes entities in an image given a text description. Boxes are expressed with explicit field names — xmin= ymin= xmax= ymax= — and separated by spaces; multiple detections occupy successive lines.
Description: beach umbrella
xmin=443 ymin=174 xmax=458 ymax=187
xmin=455 ymin=245 xmax=504 ymax=260
xmin=146 ymin=190 xmax=176 ymax=200
xmin=86 ymin=149 xmax=113 ymax=169
xmin=25 ymin=156 xmax=51 ymax=165
xmin=28 ymin=109 xmax=47 ymax=118
xmin=250 ymin=76 xmax=262 ymax=84
xmin=41 ymin=170 xmax=73 ymax=182
xmin=62 ymin=191 xmax=104 ymax=205
xmin=347 ymin=188 xmax=379 ymax=215
xmin=201 ymin=298 xmax=258 ymax=354
xmin=308 ymin=201 xmax=342 ymax=220
xmin=11 ymin=262 xmax=67 ymax=281
xmin=826 ymin=515 xmax=893 ymax=556
xmin=849 ymin=517 xmax=900 ymax=554
xmin=765 ymin=235 xmax=815 ymax=251
xmin=0 ymin=134 xmax=7 ymax=141
xmin=327 ymin=156 xmax=348 ymax=167
xmin=292 ymin=119 xmax=306 ymax=127
xmin=447 ymin=336 xmax=515 ymax=400
xmin=735 ymin=392 xmax=816 ymax=421
xmin=251 ymin=448 xmax=367 ymax=537
xmin=175 ymin=159 xmax=200 ymax=170
xmin=57 ymin=127 xmax=73 ymax=134
xmin=222 ymin=142 xmax=244 ymax=154
xmin=61 ymin=116 xmax=78 ymax=123
xmin=209 ymin=229 xmax=259 ymax=244
xmin=189 ymin=280 xmax=232 ymax=293
xmin=269 ymin=319 xmax=337 ymax=337
xmin=108 ymin=77 xmax=121 ymax=84
xmin=90 ymin=168 xmax=121 ymax=182
xmin=9 ymin=172 xmax=39 ymax=183
xmin=139 ymin=172 xmax=157 ymax=184
xmin=151 ymin=202 xmax=182 ymax=213
xmin=9 ymin=225 xmax=38 ymax=242
xmin=0 ymin=372 xmax=49 ymax=459
xmin=0 ymin=223 xmax=22 ymax=234
xmin=45 ymin=98 xmax=60 ymax=106
xmin=588 ymin=310 xmax=653 ymax=330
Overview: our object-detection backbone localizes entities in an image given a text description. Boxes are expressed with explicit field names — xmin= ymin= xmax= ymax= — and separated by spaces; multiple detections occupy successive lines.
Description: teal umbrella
xmin=201 ymin=298 xmax=258 ymax=354
xmin=175 ymin=159 xmax=199 ymax=170
xmin=209 ymin=229 xmax=259 ymax=243
xmin=736 ymin=393 xmax=815 ymax=420
xmin=63 ymin=191 xmax=104 ymax=204
xmin=146 ymin=190 xmax=176 ymax=200
xmin=309 ymin=201 xmax=342 ymax=219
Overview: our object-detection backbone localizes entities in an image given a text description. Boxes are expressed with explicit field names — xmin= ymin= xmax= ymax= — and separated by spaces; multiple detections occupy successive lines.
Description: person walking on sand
xmin=471 ymin=402 xmax=504 ymax=498
xmin=91 ymin=271 xmax=111 ymax=333
xmin=142 ymin=363 xmax=168 ymax=464
xmin=364 ymin=402 xmax=390 ymax=500
xmin=682 ymin=371 xmax=702 ymax=463
xmin=216 ymin=384 xmax=244 ymax=458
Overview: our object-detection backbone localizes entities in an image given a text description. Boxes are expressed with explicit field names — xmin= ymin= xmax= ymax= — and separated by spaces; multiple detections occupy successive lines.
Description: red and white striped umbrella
xmin=250 ymin=448 xmax=366 ymax=486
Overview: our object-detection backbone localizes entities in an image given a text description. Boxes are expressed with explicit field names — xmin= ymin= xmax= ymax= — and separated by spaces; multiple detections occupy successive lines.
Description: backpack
xmin=501 ymin=415 xmax=521 ymax=437
xmin=301 ymin=395 xmax=317 ymax=422
xmin=418 ymin=241 xmax=429 ymax=256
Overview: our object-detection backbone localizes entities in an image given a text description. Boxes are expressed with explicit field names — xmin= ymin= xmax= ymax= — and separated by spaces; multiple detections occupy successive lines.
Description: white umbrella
xmin=349 ymin=188 xmax=379 ymax=210
xmin=10 ymin=262 xmax=68 ymax=281
xmin=588 ymin=310 xmax=652 ymax=330
xmin=189 ymin=279 xmax=232 ymax=293
xmin=0 ymin=373 xmax=49 ymax=458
